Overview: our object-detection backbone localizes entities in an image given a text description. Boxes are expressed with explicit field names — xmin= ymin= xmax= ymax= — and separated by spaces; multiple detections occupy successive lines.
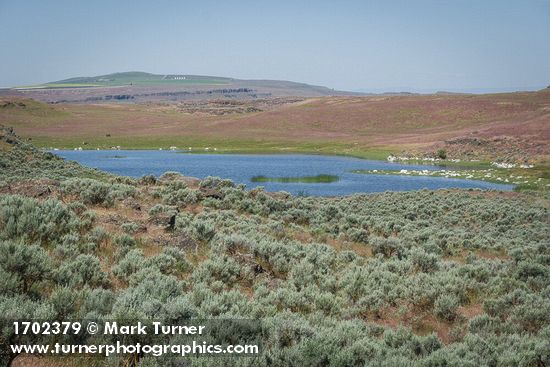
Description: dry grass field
xmin=1 ymin=88 xmax=549 ymax=162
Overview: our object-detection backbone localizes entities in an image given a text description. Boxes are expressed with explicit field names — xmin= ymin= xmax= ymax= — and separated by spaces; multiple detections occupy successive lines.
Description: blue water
xmin=52 ymin=150 xmax=514 ymax=196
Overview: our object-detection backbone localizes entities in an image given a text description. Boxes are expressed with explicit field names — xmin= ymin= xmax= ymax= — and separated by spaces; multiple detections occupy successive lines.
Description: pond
xmin=52 ymin=150 xmax=514 ymax=196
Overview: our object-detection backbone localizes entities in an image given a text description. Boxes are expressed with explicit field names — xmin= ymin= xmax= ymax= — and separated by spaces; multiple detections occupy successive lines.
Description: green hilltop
xmin=15 ymin=71 xmax=231 ymax=89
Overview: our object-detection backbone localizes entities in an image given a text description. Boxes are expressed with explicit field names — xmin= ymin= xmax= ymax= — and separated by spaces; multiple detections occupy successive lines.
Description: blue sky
xmin=1 ymin=0 xmax=549 ymax=92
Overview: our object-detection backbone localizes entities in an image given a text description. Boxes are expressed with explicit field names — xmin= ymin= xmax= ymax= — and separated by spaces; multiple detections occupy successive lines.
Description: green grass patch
xmin=48 ymin=72 xmax=228 ymax=87
xmin=351 ymin=166 xmax=550 ymax=192
xmin=251 ymin=174 xmax=340 ymax=183
xmin=14 ymin=83 xmax=102 ymax=89
xmin=30 ymin=135 xmax=394 ymax=160
xmin=14 ymin=72 xmax=230 ymax=89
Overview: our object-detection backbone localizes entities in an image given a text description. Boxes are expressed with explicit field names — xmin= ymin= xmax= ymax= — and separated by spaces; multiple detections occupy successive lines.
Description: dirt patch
xmin=0 ymin=179 xmax=59 ymax=198
xmin=458 ymin=304 xmax=484 ymax=319
xmin=422 ymin=135 xmax=549 ymax=163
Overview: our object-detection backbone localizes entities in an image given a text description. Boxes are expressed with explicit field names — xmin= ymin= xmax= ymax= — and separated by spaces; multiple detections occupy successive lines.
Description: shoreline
xmin=44 ymin=146 xmax=490 ymax=167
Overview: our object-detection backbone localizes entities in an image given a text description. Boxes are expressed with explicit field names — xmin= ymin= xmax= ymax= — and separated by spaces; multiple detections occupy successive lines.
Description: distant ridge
xmin=47 ymin=71 xmax=350 ymax=94
xmin=51 ymin=71 xmax=232 ymax=86
xmin=10 ymin=71 xmax=363 ymax=103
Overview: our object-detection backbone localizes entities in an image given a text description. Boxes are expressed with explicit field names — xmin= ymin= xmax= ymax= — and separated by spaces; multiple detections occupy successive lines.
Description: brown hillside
xmin=1 ymin=89 xmax=549 ymax=162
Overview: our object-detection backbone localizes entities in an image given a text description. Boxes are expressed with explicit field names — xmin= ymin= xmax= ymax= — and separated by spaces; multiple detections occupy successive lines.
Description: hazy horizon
xmin=1 ymin=0 xmax=549 ymax=93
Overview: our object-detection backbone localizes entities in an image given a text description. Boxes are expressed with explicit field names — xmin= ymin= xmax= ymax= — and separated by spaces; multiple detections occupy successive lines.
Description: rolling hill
xmin=1 ymin=88 xmax=549 ymax=165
